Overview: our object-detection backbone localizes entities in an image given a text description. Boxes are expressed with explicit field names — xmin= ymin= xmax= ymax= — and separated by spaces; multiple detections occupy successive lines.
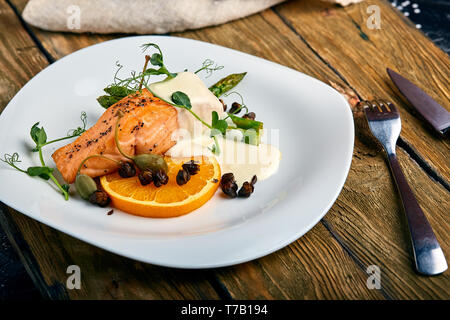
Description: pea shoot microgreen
xmin=223 ymin=91 xmax=248 ymax=116
xmin=31 ymin=111 xmax=87 ymax=151
xmin=2 ymin=112 xmax=87 ymax=200
xmin=195 ymin=59 xmax=224 ymax=77
xmin=98 ymin=43 xmax=178 ymax=109
xmin=211 ymin=111 xmax=228 ymax=135
xmin=141 ymin=43 xmax=177 ymax=79
xmin=171 ymin=91 xmax=192 ymax=110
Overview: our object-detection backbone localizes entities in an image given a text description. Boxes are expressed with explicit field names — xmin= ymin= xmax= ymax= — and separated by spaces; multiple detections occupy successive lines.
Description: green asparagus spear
xmin=209 ymin=72 xmax=247 ymax=97
xmin=228 ymin=113 xmax=263 ymax=145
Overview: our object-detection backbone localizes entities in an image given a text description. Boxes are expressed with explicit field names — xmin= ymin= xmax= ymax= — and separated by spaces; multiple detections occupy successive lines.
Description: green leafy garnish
xmin=171 ymin=91 xmax=192 ymax=110
xmin=1 ymin=113 xmax=86 ymax=200
xmin=195 ymin=59 xmax=224 ymax=77
xmin=31 ymin=112 xmax=87 ymax=151
xmin=141 ymin=43 xmax=177 ymax=79
xmin=98 ymin=43 xmax=177 ymax=109
xmin=211 ymin=111 xmax=228 ymax=135
xmin=211 ymin=136 xmax=221 ymax=155
xmin=26 ymin=166 xmax=54 ymax=180
xmin=1 ymin=152 xmax=68 ymax=200
xmin=30 ymin=122 xmax=47 ymax=147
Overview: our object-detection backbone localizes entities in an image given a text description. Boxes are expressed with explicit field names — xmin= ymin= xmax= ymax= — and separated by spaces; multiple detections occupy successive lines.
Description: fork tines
xmin=362 ymin=100 xmax=398 ymax=114
xmin=362 ymin=100 xmax=400 ymax=121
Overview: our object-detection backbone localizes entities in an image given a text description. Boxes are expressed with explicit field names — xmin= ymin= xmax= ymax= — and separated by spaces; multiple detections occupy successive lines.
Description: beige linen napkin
xmin=23 ymin=0 xmax=362 ymax=34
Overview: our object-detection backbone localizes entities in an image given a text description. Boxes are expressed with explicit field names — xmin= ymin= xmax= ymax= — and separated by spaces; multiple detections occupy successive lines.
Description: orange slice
xmin=100 ymin=156 xmax=220 ymax=218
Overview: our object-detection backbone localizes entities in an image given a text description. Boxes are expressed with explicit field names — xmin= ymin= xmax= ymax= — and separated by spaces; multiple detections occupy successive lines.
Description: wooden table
xmin=0 ymin=0 xmax=449 ymax=300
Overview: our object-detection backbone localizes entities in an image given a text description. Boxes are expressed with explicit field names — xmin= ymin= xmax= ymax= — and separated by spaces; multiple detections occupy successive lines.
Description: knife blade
xmin=387 ymin=68 xmax=450 ymax=136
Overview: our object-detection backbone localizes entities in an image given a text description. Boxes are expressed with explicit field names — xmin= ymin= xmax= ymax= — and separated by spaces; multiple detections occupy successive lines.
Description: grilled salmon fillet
xmin=52 ymin=89 xmax=179 ymax=184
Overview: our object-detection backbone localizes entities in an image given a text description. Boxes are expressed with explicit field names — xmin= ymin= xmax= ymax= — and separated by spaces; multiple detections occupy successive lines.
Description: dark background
xmin=1 ymin=0 xmax=449 ymax=300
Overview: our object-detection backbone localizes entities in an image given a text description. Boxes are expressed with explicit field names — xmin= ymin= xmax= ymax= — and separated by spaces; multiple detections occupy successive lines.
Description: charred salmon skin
xmin=52 ymin=89 xmax=178 ymax=184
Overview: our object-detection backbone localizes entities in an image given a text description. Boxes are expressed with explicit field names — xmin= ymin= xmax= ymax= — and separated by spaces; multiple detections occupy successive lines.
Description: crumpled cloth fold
xmin=23 ymin=0 xmax=362 ymax=34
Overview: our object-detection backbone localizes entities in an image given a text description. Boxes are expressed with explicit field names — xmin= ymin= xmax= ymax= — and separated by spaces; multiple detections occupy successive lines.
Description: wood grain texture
xmin=3 ymin=208 xmax=221 ymax=299
xmin=0 ymin=0 xmax=220 ymax=300
xmin=213 ymin=222 xmax=384 ymax=299
xmin=2 ymin=0 xmax=380 ymax=300
xmin=275 ymin=0 xmax=450 ymax=182
xmin=1 ymin=0 xmax=448 ymax=299
xmin=178 ymin=6 xmax=449 ymax=299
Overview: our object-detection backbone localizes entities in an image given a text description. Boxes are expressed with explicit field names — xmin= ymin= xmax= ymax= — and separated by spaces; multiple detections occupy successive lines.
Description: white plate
xmin=0 ymin=36 xmax=354 ymax=268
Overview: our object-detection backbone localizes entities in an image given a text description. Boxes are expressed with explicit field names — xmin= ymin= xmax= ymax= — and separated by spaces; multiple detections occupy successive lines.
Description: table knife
xmin=387 ymin=68 xmax=450 ymax=137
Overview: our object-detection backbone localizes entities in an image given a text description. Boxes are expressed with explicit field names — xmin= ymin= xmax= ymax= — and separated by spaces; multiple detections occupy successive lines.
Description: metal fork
xmin=363 ymin=100 xmax=447 ymax=276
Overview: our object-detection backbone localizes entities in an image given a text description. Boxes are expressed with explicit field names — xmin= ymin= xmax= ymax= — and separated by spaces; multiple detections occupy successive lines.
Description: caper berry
xmin=182 ymin=160 xmax=200 ymax=175
xmin=118 ymin=161 xmax=136 ymax=178
xmin=229 ymin=102 xmax=242 ymax=114
xmin=89 ymin=190 xmax=110 ymax=207
xmin=238 ymin=181 xmax=254 ymax=198
xmin=75 ymin=174 xmax=98 ymax=200
xmin=243 ymin=112 xmax=256 ymax=120
xmin=138 ymin=170 xmax=153 ymax=185
xmin=133 ymin=154 xmax=168 ymax=173
xmin=176 ymin=169 xmax=190 ymax=186
xmin=153 ymin=169 xmax=169 ymax=188
xmin=220 ymin=173 xmax=238 ymax=198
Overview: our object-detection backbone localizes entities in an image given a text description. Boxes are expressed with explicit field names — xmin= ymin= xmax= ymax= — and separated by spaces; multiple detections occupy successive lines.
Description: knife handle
xmin=387 ymin=154 xmax=448 ymax=276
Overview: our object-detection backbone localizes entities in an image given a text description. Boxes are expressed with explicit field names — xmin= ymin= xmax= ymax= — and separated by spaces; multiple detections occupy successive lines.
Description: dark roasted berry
xmin=118 ymin=162 xmax=136 ymax=178
xmin=220 ymin=173 xmax=238 ymax=198
xmin=251 ymin=175 xmax=257 ymax=186
xmin=221 ymin=173 xmax=235 ymax=184
xmin=182 ymin=160 xmax=200 ymax=175
xmin=153 ymin=169 xmax=169 ymax=187
xmin=176 ymin=169 xmax=191 ymax=185
xmin=243 ymin=112 xmax=256 ymax=120
xmin=238 ymin=181 xmax=254 ymax=198
xmin=219 ymin=99 xmax=227 ymax=112
xmin=138 ymin=170 xmax=153 ymax=185
xmin=229 ymin=102 xmax=241 ymax=114
xmin=89 ymin=190 xmax=110 ymax=207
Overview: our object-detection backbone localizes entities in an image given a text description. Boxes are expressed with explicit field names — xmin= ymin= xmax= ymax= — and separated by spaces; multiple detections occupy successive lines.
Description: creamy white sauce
xmin=149 ymin=72 xmax=226 ymax=136
xmin=150 ymin=72 xmax=281 ymax=185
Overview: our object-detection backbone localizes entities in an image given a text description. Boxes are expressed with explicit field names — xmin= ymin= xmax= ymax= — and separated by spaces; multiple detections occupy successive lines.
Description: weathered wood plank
xmin=5 ymin=208 xmax=221 ymax=299
xmin=0 ymin=0 xmax=220 ymax=300
xmin=275 ymin=0 xmax=450 ymax=182
xmin=3 ymin=1 xmax=380 ymax=300
xmin=327 ymin=140 xmax=450 ymax=299
xmin=4 ymin=0 xmax=449 ymax=299
xmin=180 ymin=7 xmax=449 ymax=299
xmin=214 ymin=222 xmax=384 ymax=299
